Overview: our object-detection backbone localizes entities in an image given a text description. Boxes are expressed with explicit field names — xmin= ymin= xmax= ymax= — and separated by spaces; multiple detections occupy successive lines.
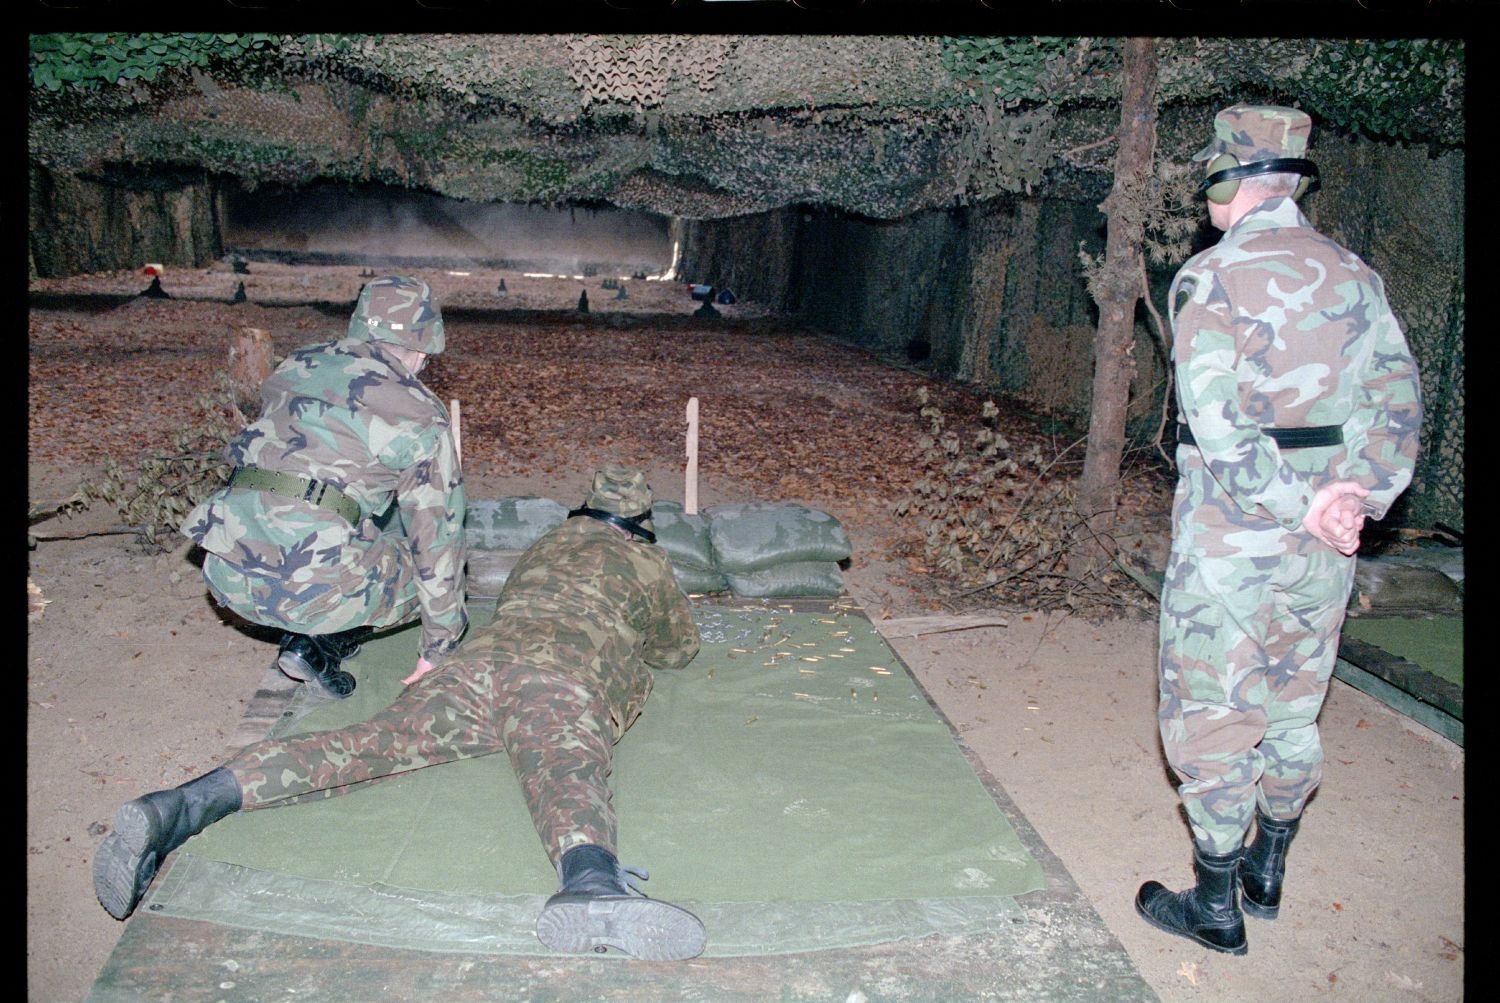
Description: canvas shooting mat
xmin=141 ymin=599 xmax=1046 ymax=957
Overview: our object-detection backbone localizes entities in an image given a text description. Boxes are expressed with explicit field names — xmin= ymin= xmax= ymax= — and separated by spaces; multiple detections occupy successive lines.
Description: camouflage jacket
xmin=182 ymin=338 xmax=467 ymax=661
xmin=461 ymin=516 xmax=700 ymax=736
xmin=1168 ymin=197 xmax=1422 ymax=539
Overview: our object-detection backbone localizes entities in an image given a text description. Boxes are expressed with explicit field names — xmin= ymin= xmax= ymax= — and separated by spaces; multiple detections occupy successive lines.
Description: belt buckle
xmin=303 ymin=479 xmax=322 ymax=505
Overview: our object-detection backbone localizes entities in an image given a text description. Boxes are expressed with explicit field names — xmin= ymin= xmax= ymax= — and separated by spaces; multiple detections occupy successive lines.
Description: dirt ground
xmin=27 ymin=265 xmax=1464 ymax=1002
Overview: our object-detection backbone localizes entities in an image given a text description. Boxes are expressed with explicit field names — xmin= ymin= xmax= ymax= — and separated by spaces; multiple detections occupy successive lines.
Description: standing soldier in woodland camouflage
xmin=96 ymin=465 xmax=709 ymax=961
xmin=182 ymin=275 xmax=467 ymax=698
xmin=1135 ymin=105 xmax=1422 ymax=955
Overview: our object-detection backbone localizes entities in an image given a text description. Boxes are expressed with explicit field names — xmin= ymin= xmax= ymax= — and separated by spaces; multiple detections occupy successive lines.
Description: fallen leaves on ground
xmin=30 ymin=278 xmax=1173 ymax=614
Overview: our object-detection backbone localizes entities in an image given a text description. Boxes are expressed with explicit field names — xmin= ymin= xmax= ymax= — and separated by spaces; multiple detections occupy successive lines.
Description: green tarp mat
xmin=144 ymin=600 xmax=1046 ymax=957
xmin=1342 ymin=615 xmax=1463 ymax=687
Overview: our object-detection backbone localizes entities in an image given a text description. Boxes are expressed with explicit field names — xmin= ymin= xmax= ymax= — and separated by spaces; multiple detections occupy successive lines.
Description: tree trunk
xmin=1076 ymin=37 xmax=1158 ymax=561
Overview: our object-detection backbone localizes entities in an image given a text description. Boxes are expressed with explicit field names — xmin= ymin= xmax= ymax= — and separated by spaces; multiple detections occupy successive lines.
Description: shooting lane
xmin=86 ymin=598 xmax=1155 ymax=1002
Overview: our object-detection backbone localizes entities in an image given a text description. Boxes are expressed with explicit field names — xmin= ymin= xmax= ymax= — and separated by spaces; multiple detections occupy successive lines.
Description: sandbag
xmin=705 ymin=502 xmax=852 ymax=573
xmin=466 ymin=550 xmax=522 ymax=600
xmin=725 ymin=561 xmax=845 ymax=598
xmin=466 ymin=498 xmax=568 ymax=551
xmin=672 ymin=564 xmax=730 ymax=596
xmin=652 ymin=500 xmax=717 ymax=572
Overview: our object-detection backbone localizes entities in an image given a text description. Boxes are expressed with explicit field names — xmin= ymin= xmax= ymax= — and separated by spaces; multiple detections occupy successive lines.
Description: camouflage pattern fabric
xmin=1162 ymin=196 xmax=1422 ymax=853
xmin=1192 ymin=103 xmax=1312 ymax=163
xmin=348 ymin=275 xmax=446 ymax=354
xmin=221 ymin=513 xmax=699 ymax=863
xmin=477 ymin=515 xmax=700 ymax=739
xmin=182 ymin=337 xmax=467 ymax=663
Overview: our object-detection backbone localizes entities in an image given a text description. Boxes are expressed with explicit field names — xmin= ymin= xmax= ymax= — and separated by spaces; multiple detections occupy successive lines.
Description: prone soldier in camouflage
xmin=95 ymin=465 xmax=709 ymax=961
xmin=182 ymin=276 xmax=467 ymax=697
xmin=1135 ymin=105 xmax=1422 ymax=955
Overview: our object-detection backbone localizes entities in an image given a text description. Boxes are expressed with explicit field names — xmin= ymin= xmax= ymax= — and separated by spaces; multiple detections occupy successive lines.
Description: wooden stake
xmin=685 ymin=397 xmax=699 ymax=515
xmin=228 ymin=327 xmax=273 ymax=420
xmin=450 ymin=398 xmax=462 ymax=465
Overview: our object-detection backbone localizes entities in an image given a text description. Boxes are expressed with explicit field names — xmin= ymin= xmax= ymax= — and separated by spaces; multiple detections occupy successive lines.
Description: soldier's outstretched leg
xmin=1135 ymin=845 xmax=1248 ymax=955
xmin=535 ymin=844 xmax=707 ymax=960
xmin=93 ymin=767 xmax=243 ymax=919
xmin=1239 ymin=810 xmax=1300 ymax=919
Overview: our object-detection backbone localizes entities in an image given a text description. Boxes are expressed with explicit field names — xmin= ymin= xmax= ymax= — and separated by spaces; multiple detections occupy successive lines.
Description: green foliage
xmin=31 ymin=33 xmax=275 ymax=92
xmin=1299 ymin=39 xmax=1464 ymax=144
xmin=1159 ymin=38 xmax=1464 ymax=148
xmin=29 ymin=32 xmax=358 ymax=93
xmin=939 ymin=37 xmax=1078 ymax=108
xmin=79 ymin=381 xmax=241 ymax=550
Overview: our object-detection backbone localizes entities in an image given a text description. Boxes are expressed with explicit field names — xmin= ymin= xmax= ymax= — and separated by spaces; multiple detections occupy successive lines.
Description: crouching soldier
xmin=182 ymin=275 xmax=467 ymax=698
xmin=96 ymin=465 xmax=708 ymax=961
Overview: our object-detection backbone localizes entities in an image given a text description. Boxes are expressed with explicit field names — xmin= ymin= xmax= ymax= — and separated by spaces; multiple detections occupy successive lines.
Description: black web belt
xmin=228 ymin=466 xmax=362 ymax=525
xmin=1177 ymin=424 xmax=1343 ymax=450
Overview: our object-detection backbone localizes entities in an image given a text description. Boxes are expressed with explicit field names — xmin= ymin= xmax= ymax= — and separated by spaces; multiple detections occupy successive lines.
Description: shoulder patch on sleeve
xmin=1174 ymin=275 xmax=1195 ymax=313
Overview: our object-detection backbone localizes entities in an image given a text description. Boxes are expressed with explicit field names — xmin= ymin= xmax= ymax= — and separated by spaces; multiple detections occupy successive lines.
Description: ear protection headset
xmin=568 ymin=505 xmax=657 ymax=543
xmin=1201 ymin=153 xmax=1320 ymax=205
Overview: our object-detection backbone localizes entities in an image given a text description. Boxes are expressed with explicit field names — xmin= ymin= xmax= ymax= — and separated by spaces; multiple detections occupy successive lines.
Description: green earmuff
xmin=1204 ymin=153 xmax=1243 ymax=205
xmin=1202 ymin=154 xmax=1319 ymax=205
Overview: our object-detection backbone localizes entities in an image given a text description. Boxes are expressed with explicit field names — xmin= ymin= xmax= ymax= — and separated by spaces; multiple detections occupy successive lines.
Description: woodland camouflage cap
xmin=348 ymin=276 xmax=446 ymax=354
xmin=587 ymin=464 xmax=654 ymax=524
xmin=1193 ymin=104 xmax=1313 ymax=163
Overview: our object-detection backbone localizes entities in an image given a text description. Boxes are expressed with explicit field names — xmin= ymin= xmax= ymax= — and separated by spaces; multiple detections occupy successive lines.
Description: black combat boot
xmin=93 ymin=767 xmax=243 ymax=920
xmin=535 ymin=844 xmax=707 ymax=960
xmin=316 ymin=626 xmax=374 ymax=661
xmin=276 ymin=632 xmax=357 ymax=697
xmin=1135 ymin=845 xmax=1248 ymax=955
xmin=1240 ymin=810 xmax=1301 ymax=919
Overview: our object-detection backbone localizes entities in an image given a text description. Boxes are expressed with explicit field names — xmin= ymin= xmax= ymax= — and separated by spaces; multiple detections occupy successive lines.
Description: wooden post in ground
xmin=685 ymin=397 xmax=699 ymax=515
xmin=450 ymin=399 xmax=463 ymax=465
xmin=228 ymin=327 xmax=273 ymax=421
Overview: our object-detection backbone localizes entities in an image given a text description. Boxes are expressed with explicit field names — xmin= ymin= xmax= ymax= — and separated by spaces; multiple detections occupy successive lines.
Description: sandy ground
xmin=27 ymin=267 xmax=1464 ymax=1002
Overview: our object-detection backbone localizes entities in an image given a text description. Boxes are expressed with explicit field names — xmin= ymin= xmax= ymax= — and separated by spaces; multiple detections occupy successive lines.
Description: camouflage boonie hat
xmin=348 ymin=276 xmax=445 ymax=354
xmin=586 ymin=464 xmax=654 ymax=533
xmin=1193 ymin=104 xmax=1313 ymax=163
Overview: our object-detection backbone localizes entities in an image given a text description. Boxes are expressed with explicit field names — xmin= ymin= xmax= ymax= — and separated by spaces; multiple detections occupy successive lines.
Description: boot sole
xmin=1134 ymin=890 xmax=1248 ymax=955
xmin=1241 ymin=896 xmax=1280 ymax=920
xmin=536 ymin=896 xmax=707 ymax=960
xmin=92 ymin=800 xmax=160 ymax=920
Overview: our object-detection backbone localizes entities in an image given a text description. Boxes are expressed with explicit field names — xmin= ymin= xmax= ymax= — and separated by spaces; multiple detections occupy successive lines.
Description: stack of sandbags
xmin=652 ymin=500 xmax=728 ymax=596
xmin=704 ymin=502 xmax=852 ymax=598
xmin=463 ymin=498 xmax=853 ymax=600
xmin=464 ymin=497 xmax=568 ymax=599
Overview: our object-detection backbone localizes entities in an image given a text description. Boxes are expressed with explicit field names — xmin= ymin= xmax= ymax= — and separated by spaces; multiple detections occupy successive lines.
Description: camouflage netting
xmin=1311 ymin=137 xmax=1465 ymax=534
xmin=28 ymin=35 xmax=1463 ymax=526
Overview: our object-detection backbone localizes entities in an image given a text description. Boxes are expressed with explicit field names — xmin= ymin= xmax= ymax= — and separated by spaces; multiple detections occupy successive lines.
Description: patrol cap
xmin=348 ymin=276 xmax=445 ymax=354
xmin=1193 ymin=104 xmax=1313 ymax=164
xmin=586 ymin=464 xmax=655 ymax=535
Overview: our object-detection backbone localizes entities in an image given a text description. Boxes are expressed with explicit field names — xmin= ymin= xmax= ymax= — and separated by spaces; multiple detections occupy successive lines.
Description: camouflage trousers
xmin=1157 ymin=538 xmax=1355 ymax=855
xmin=223 ymin=657 xmax=638 ymax=863
xmin=201 ymin=524 xmax=422 ymax=637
